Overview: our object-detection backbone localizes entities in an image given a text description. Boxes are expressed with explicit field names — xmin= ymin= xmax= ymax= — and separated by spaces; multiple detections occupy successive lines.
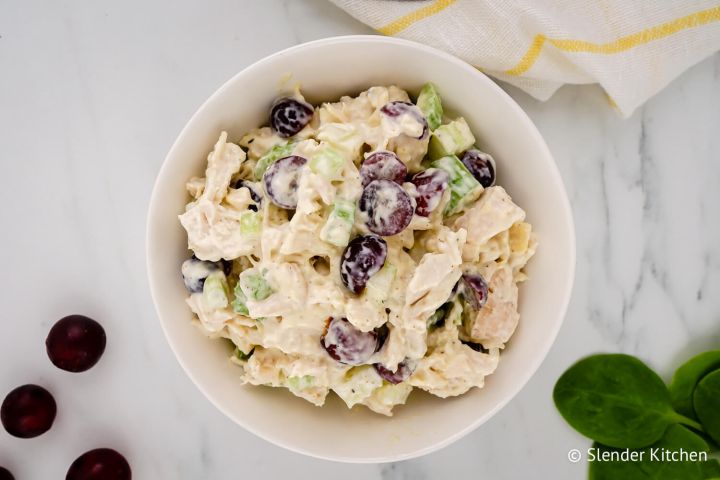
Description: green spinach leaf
xmin=669 ymin=350 xmax=720 ymax=420
xmin=701 ymin=458 xmax=720 ymax=478
xmin=554 ymin=354 xmax=692 ymax=448
xmin=588 ymin=424 xmax=710 ymax=480
xmin=694 ymin=370 xmax=720 ymax=446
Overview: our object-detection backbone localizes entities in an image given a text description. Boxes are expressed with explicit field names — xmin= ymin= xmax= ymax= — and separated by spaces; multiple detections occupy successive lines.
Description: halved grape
xmin=321 ymin=317 xmax=378 ymax=365
xmin=270 ymin=97 xmax=313 ymax=138
xmin=410 ymin=168 xmax=449 ymax=216
xmin=358 ymin=180 xmax=413 ymax=236
xmin=373 ymin=359 xmax=417 ymax=384
xmin=262 ymin=155 xmax=307 ymax=209
xmin=46 ymin=315 xmax=106 ymax=373
xmin=460 ymin=149 xmax=496 ymax=188
xmin=66 ymin=448 xmax=131 ymax=480
xmin=380 ymin=101 xmax=428 ymax=139
xmin=181 ymin=256 xmax=221 ymax=293
xmin=340 ymin=234 xmax=387 ymax=294
xmin=459 ymin=273 xmax=489 ymax=310
xmin=1 ymin=384 xmax=56 ymax=438
xmin=359 ymin=151 xmax=407 ymax=187
xmin=0 ymin=467 xmax=13 ymax=480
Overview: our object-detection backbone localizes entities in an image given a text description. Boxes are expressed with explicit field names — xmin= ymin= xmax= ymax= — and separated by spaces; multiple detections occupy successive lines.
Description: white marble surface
xmin=1 ymin=1 xmax=719 ymax=478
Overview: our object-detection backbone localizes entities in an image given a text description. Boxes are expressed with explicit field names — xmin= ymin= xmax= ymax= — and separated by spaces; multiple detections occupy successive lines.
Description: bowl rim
xmin=146 ymin=34 xmax=576 ymax=463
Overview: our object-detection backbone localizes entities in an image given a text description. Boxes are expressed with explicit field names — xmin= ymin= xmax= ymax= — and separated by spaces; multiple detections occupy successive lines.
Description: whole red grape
xmin=46 ymin=315 xmax=106 ymax=372
xmin=1 ymin=384 xmax=56 ymax=438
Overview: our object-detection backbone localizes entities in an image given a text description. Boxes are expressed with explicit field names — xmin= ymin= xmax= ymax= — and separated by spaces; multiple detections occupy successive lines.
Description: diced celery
xmin=416 ymin=83 xmax=443 ymax=131
xmin=244 ymin=272 xmax=274 ymax=301
xmin=365 ymin=262 xmax=396 ymax=303
xmin=319 ymin=198 xmax=355 ymax=247
xmin=233 ymin=347 xmax=254 ymax=361
xmin=287 ymin=375 xmax=315 ymax=390
xmin=309 ymin=146 xmax=345 ymax=180
xmin=431 ymin=155 xmax=482 ymax=215
xmin=253 ymin=142 xmax=296 ymax=180
xmin=333 ymin=366 xmax=383 ymax=408
xmin=428 ymin=118 xmax=476 ymax=160
xmin=232 ymin=282 xmax=249 ymax=315
xmin=202 ymin=271 xmax=229 ymax=309
xmin=239 ymin=211 xmax=261 ymax=236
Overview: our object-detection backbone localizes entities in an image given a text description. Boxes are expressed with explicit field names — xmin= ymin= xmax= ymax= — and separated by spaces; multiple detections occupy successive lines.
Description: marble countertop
xmin=1 ymin=1 xmax=718 ymax=478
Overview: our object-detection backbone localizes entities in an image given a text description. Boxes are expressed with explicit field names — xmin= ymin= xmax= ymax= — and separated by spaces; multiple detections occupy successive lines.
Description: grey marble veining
xmin=0 ymin=1 xmax=718 ymax=478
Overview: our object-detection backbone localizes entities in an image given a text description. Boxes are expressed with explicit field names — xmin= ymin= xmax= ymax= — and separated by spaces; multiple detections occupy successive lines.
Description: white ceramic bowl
xmin=147 ymin=35 xmax=575 ymax=463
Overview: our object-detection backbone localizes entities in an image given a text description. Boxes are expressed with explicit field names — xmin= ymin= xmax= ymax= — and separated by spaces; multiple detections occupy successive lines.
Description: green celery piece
xmin=320 ymin=198 xmax=355 ymax=247
xmin=202 ymin=271 xmax=229 ymax=309
xmin=231 ymin=282 xmax=249 ymax=315
xmin=430 ymin=155 xmax=481 ymax=215
xmin=239 ymin=211 xmax=262 ymax=236
xmin=309 ymin=146 xmax=345 ymax=180
xmin=287 ymin=375 xmax=315 ymax=390
xmin=427 ymin=117 xmax=475 ymax=160
xmin=253 ymin=142 xmax=296 ymax=180
xmin=245 ymin=273 xmax=273 ymax=301
xmin=416 ymin=83 xmax=443 ymax=130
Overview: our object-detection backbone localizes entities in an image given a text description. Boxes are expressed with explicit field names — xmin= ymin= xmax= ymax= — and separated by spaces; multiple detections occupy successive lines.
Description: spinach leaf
xmin=554 ymin=354 xmax=693 ymax=448
xmin=702 ymin=458 xmax=720 ymax=479
xmin=694 ymin=370 xmax=720 ymax=446
xmin=669 ymin=350 xmax=720 ymax=420
xmin=588 ymin=424 xmax=710 ymax=480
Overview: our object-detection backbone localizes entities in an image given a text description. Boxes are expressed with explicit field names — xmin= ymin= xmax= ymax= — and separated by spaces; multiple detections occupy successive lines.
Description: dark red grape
xmin=262 ymin=155 xmax=307 ymax=209
xmin=270 ymin=97 xmax=313 ymax=137
xmin=380 ymin=101 xmax=428 ymax=139
xmin=373 ymin=359 xmax=417 ymax=384
xmin=66 ymin=448 xmax=131 ymax=480
xmin=340 ymin=234 xmax=387 ymax=294
xmin=459 ymin=273 xmax=489 ymax=310
xmin=181 ymin=256 xmax=221 ymax=293
xmin=359 ymin=151 xmax=407 ymax=187
xmin=410 ymin=168 xmax=449 ymax=216
xmin=460 ymin=149 xmax=496 ymax=188
xmin=46 ymin=315 xmax=106 ymax=373
xmin=1 ymin=384 xmax=56 ymax=438
xmin=321 ymin=317 xmax=378 ymax=365
xmin=358 ymin=180 xmax=413 ymax=236
xmin=0 ymin=467 xmax=13 ymax=480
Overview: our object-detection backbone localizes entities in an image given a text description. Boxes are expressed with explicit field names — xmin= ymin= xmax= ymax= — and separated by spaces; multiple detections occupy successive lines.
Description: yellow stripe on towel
xmin=505 ymin=6 xmax=720 ymax=76
xmin=378 ymin=0 xmax=457 ymax=36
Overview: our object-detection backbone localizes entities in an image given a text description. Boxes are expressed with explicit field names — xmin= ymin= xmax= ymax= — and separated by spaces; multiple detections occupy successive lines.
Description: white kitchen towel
xmin=330 ymin=0 xmax=720 ymax=116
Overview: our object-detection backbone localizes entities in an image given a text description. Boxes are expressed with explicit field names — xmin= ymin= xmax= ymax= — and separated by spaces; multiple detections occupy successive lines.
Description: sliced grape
xmin=461 ymin=149 xmax=496 ymax=188
xmin=374 ymin=359 xmax=417 ymax=384
xmin=410 ymin=168 xmax=449 ymax=216
xmin=1 ymin=384 xmax=56 ymax=438
xmin=262 ymin=155 xmax=307 ymax=209
xmin=340 ymin=234 xmax=387 ymax=294
xmin=358 ymin=179 xmax=413 ymax=236
xmin=321 ymin=317 xmax=378 ymax=365
xmin=46 ymin=315 xmax=106 ymax=373
xmin=181 ymin=256 xmax=221 ymax=293
xmin=380 ymin=101 xmax=428 ymax=139
xmin=459 ymin=273 xmax=489 ymax=310
xmin=66 ymin=448 xmax=131 ymax=480
xmin=270 ymin=97 xmax=313 ymax=138
xmin=359 ymin=151 xmax=407 ymax=187
xmin=0 ymin=467 xmax=13 ymax=480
